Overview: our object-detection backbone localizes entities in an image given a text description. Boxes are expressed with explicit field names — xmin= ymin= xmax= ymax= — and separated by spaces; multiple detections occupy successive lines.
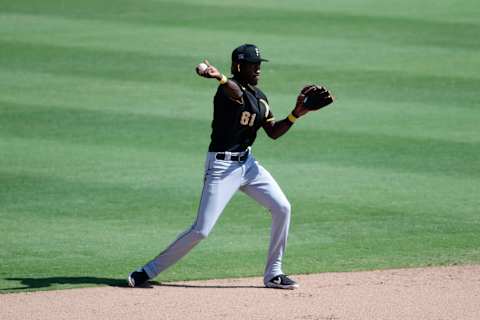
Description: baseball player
xmin=128 ymin=44 xmax=333 ymax=289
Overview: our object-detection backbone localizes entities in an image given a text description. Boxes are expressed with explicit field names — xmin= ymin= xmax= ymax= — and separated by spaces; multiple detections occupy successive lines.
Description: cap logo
xmin=255 ymin=48 xmax=260 ymax=56
xmin=238 ymin=53 xmax=244 ymax=59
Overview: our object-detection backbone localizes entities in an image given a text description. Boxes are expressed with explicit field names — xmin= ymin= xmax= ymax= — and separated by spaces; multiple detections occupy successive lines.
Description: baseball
xmin=196 ymin=62 xmax=208 ymax=75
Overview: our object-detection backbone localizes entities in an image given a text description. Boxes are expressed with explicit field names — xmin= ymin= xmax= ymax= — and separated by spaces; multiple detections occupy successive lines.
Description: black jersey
xmin=208 ymin=79 xmax=275 ymax=152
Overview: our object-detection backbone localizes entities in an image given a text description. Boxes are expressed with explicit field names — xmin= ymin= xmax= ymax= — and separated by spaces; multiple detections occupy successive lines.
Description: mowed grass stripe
xmin=267 ymin=162 xmax=479 ymax=217
xmin=0 ymin=71 xmax=214 ymax=122
xmin=2 ymin=138 xmax=478 ymax=218
xmin=2 ymin=38 xmax=479 ymax=101
xmin=261 ymin=127 xmax=480 ymax=178
xmin=1 ymin=65 xmax=478 ymax=146
xmin=0 ymin=13 xmax=252 ymax=63
xmin=0 ymin=40 xmax=201 ymax=85
xmin=1 ymin=89 xmax=477 ymax=148
xmin=2 ymin=0 xmax=479 ymax=25
xmin=1 ymin=101 xmax=478 ymax=179
xmin=0 ymin=101 xmax=209 ymax=152
xmin=0 ymin=169 xmax=204 ymax=222
xmin=0 ymin=136 xmax=206 ymax=186
xmin=3 ymin=134 xmax=478 ymax=222
xmin=3 ymin=151 xmax=476 ymax=217
xmin=1 ymin=1 xmax=479 ymax=50
xmin=187 ymin=0 xmax=480 ymax=24
xmin=2 ymin=13 xmax=478 ymax=81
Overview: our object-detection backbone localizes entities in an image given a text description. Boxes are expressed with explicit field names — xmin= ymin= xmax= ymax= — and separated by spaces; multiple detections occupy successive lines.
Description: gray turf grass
xmin=1 ymin=0 xmax=479 ymax=292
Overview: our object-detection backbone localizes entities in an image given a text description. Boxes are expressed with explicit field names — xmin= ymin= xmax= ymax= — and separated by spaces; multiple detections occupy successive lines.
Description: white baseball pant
xmin=143 ymin=150 xmax=291 ymax=284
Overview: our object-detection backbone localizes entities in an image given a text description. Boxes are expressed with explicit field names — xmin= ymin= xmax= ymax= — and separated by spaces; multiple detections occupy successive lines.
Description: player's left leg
xmin=240 ymin=157 xmax=298 ymax=289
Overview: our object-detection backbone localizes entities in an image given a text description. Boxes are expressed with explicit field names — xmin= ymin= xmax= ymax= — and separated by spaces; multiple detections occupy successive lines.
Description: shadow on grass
xmin=2 ymin=277 xmax=265 ymax=291
xmin=1 ymin=276 xmax=132 ymax=291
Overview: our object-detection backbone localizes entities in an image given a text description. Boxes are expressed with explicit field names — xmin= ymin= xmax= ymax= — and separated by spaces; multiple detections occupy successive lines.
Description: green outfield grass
xmin=1 ymin=0 xmax=479 ymax=292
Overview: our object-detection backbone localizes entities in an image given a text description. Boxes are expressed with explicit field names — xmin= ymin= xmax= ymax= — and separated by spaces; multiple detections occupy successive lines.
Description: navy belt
xmin=215 ymin=150 xmax=249 ymax=162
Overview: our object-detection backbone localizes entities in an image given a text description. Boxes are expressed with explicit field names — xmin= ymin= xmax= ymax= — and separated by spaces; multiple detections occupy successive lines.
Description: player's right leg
xmin=240 ymin=158 xmax=298 ymax=289
xmin=128 ymin=153 xmax=242 ymax=287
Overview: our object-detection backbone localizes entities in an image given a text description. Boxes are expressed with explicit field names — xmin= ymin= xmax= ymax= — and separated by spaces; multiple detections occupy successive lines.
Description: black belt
xmin=215 ymin=151 xmax=249 ymax=162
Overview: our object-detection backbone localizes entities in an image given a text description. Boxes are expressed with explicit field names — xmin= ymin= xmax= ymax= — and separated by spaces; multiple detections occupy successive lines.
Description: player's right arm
xmin=197 ymin=60 xmax=243 ymax=100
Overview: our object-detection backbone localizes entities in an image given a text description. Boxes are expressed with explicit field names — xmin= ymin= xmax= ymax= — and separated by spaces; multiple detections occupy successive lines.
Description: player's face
xmin=241 ymin=62 xmax=261 ymax=86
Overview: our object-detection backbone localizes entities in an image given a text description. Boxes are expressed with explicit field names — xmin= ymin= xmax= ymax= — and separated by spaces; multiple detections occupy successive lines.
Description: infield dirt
xmin=1 ymin=265 xmax=479 ymax=320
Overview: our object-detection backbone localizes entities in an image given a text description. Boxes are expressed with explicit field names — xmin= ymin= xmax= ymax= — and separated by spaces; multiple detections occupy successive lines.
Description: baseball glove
xmin=302 ymin=84 xmax=334 ymax=110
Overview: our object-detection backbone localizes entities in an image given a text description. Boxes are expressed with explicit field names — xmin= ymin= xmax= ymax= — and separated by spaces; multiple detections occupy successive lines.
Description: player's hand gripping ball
xmin=195 ymin=60 xmax=221 ymax=79
xmin=301 ymin=84 xmax=335 ymax=110
xmin=196 ymin=62 xmax=208 ymax=75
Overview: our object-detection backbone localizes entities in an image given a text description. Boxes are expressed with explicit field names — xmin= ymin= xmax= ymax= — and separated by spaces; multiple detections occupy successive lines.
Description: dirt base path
xmin=2 ymin=265 xmax=479 ymax=320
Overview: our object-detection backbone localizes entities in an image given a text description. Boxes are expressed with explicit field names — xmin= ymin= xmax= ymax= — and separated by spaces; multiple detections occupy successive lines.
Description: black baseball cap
xmin=231 ymin=44 xmax=269 ymax=63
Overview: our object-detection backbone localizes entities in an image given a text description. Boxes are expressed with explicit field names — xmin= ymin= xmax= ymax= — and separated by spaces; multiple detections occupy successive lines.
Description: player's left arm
xmin=263 ymin=89 xmax=311 ymax=140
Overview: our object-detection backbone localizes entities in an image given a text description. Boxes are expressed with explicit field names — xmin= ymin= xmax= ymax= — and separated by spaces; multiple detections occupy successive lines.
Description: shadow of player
xmin=2 ymin=276 xmax=133 ymax=291
xmin=2 ymin=277 xmax=263 ymax=291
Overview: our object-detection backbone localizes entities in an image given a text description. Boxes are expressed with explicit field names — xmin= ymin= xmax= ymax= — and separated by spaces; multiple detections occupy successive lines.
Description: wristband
xmin=218 ymin=74 xmax=228 ymax=85
xmin=287 ymin=113 xmax=297 ymax=123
